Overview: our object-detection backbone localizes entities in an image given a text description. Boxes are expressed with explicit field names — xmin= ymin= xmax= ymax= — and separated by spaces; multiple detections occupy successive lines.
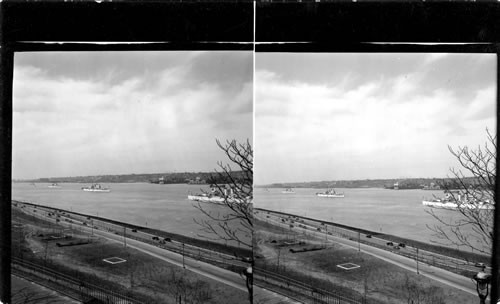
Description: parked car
xmin=164 ymin=238 xmax=171 ymax=242
xmin=366 ymin=234 xmax=372 ymax=238
xmin=152 ymin=236 xmax=160 ymax=241
xmin=475 ymin=262 xmax=486 ymax=268
xmin=398 ymin=243 xmax=406 ymax=248
xmin=386 ymin=242 xmax=394 ymax=246
xmin=131 ymin=229 xmax=137 ymax=232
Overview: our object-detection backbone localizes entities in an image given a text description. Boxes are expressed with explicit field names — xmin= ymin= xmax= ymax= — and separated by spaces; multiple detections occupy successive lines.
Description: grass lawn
xmin=255 ymin=219 xmax=477 ymax=304
xmin=13 ymin=206 xmax=248 ymax=304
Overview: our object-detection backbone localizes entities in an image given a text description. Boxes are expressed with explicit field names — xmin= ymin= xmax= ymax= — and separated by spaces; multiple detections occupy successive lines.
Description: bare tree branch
xmin=193 ymin=139 xmax=253 ymax=250
xmin=426 ymin=129 xmax=495 ymax=255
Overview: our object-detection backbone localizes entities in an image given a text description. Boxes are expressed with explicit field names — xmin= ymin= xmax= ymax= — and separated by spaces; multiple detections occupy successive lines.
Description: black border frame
xmin=0 ymin=1 xmax=253 ymax=303
xmin=2 ymin=1 xmax=500 ymax=303
xmin=256 ymin=2 xmax=500 ymax=303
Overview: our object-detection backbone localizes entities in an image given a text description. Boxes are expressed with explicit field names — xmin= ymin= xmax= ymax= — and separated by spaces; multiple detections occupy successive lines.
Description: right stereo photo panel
xmin=253 ymin=52 xmax=496 ymax=304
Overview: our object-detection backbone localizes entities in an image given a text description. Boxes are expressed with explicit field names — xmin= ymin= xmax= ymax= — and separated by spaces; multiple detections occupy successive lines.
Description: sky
xmin=255 ymin=53 xmax=497 ymax=185
xmin=13 ymin=51 xmax=252 ymax=179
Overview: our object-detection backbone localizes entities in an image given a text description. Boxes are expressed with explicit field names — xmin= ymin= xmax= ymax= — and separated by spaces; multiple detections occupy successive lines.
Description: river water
xmin=12 ymin=183 xmax=487 ymax=252
xmin=12 ymin=182 xmax=233 ymax=242
xmin=254 ymin=187 xmax=486 ymax=251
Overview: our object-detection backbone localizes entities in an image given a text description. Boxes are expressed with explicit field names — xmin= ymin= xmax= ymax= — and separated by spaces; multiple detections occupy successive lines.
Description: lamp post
xmin=242 ymin=266 xmax=253 ymax=303
xmin=473 ymin=267 xmax=492 ymax=304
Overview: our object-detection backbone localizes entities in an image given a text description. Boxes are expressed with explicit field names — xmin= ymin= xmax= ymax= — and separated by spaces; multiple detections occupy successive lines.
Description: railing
xmin=255 ymin=267 xmax=364 ymax=304
xmin=12 ymin=257 xmax=144 ymax=304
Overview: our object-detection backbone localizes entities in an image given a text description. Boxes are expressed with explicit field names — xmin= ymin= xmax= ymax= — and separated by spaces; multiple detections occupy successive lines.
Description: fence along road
xmin=12 ymin=257 xmax=143 ymax=304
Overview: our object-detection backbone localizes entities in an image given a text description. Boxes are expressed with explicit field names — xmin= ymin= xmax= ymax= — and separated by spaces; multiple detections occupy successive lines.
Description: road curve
xmin=257 ymin=212 xmax=478 ymax=296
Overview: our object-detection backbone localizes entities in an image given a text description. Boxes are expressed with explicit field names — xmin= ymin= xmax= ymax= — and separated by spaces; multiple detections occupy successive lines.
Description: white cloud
xmin=13 ymin=55 xmax=252 ymax=179
xmin=255 ymin=66 xmax=495 ymax=185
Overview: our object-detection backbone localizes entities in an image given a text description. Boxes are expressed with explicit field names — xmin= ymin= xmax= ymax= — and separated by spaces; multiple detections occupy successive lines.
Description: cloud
xmin=255 ymin=53 xmax=496 ymax=185
xmin=13 ymin=52 xmax=252 ymax=179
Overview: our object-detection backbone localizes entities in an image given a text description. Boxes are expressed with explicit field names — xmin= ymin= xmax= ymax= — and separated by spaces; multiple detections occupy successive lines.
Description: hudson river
xmin=12 ymin=183 xmax=485 ymax=251
xmin=12 ymin=182 xmax=239 ymax=244
xmin=254 ymin=187 xmax=483 ymax=251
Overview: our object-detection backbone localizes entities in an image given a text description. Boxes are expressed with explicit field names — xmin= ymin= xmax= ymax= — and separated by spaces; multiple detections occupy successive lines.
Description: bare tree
xmin=193 ymin=139 xmax=253 ymax=249
xmin=426 ymin=129 xmax=495 ymax=255
xmin=193 ymin=139 xmax=253 ymax=303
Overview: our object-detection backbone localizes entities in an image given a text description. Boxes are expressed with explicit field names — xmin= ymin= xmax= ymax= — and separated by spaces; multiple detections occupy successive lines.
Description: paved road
xmin=257 ymin=211 xmax=478 ymax=296
xmin=16 ymin=201 xmax=299 ymax=303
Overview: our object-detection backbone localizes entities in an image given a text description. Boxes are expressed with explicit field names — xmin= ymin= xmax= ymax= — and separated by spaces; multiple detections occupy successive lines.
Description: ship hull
xmin=82 ymin=189 xmax=110 ymax=193
xmin=317 ymin=194 xmax=345 ymax=198
xmin=187 ymin=195 xmax=224 ymax=203
xmin=422 ymin=200 xmax=493 ymax=210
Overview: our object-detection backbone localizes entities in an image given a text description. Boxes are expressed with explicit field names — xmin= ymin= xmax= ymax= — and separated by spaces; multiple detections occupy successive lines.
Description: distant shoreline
xmin=12 ymin=170 xmax=245 ymax=185
xmin=257 ymin=176 xmax=477 ymax=190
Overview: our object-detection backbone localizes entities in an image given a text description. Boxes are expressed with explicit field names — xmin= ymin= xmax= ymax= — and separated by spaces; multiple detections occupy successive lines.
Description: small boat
xmin=82 ymin=183 xmax=110 ymax=193
xmin=282 ymin=188 xmax=295 ymax=194
xmin=48 ymin=183 xmax=61 ymax=188
xmin=316 ymin=188 xmax=344 ymax=198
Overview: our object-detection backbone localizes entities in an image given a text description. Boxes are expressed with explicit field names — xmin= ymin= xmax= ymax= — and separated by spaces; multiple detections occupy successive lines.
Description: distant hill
xmin=15 ymin=171 xmax=246 ymax=185
xmin=259 ymin=177 xmax=478 ymax=190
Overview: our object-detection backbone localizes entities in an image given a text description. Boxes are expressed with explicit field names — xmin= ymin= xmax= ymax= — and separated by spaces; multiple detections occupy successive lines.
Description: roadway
xmin=256 ymin=210 xmax=479 ymax=296
xmin=16 ymin=201 xmax=298 ymax=303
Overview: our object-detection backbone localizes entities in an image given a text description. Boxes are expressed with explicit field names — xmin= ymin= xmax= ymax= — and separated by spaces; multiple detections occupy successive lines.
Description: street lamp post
xmin=473 ymin=267 xmax=492 ymax=304
xmin=243 ymin=266 xmax=253 ymax=303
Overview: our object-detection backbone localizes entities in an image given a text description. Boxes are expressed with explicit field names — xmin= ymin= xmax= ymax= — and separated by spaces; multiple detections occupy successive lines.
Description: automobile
xmin=393 ymin=246 xmax=400 ymax=250
xmin=475 ymin=262 xmax=486 ymax=268
xmin=386 ymin=242 xmax=394 ymax=246
xmin=164 ymin=238 xmax=171 ymax=242
xmin=316 ymin=227 xmax=321 ymax=231
xmin=398 ymin=243 xmax=406 ymax=248
xmin=366 ymin=234 xmax=372 ymax=238
xmin=152 ymin=236 xmax=160 ymax=241
xmin=131 ymin=229 xmax=137 ymax=232
xmin=270 ymin=240 xmax=277 ymax=243
xmin=242 ymin=257 xmax=252 ymax=262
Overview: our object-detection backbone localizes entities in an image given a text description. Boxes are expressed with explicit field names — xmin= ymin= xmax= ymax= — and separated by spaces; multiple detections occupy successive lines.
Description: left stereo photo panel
xmin=11 ymin=51 xmax=253 ymax=303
